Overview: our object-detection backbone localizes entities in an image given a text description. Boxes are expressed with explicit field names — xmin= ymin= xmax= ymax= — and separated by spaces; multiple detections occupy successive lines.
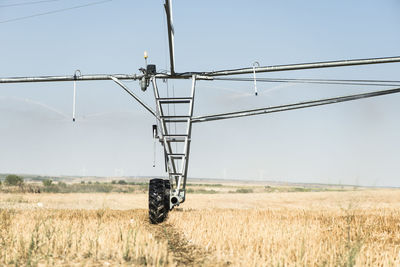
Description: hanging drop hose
xmin=152 ymin=124 xmax=158 ymax=167
xmin=153 ymin=137 xmax=156 ymax=167
xmin=252 ymin=61 xmax=260 ymax=96
xmin=72 ymin=70 xmax=81 ymax=122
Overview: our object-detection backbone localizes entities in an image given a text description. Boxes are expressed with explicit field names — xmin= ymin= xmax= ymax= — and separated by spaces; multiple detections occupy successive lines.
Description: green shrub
xmin=236 ymin=188 xmax=253 ymax=193
xmin=111 ymin=180 xmax=117 ymax=184
xmin=128 ymin=181 xmax=147 ymax=186
xmin=291 ymin=187 xmax=311 ymax=192
xmin=41 ymin=183 xmax=113 ymax=193
xmin=71 ymin=184 xmax=113 ymax=193
xmin=192 ymin=188 xmax=217 ymax=194
xmin=118 ymin=180 xmax=127 ymax=185
xmin=42 ymin=179 xmax=53 ymax=186
xmin=41 ymin=185 xmax=60 ymax=193
xmin=58 ymin=181 xmax=67 ymax=188
xmin=5 ymin=175 xmax=23 ymax=186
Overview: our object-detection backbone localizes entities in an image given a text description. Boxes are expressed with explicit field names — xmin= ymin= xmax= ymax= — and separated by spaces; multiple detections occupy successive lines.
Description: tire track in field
xmin=145 ymin=215 xmax=224 ymax=266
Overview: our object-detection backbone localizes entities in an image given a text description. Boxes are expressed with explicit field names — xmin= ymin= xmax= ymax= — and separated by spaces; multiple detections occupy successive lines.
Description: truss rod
xmin=0 ymin=74 xmax=141 ymax=84
xmin=110 ymin=76 xmax=158 ymax=119
xmin=192 ymin=87 xmax=400 ymax=123
xmin=213 ymin=77 xmax=400 ymax=87
xmin=204 ymin=56 xmax=400 ymax=77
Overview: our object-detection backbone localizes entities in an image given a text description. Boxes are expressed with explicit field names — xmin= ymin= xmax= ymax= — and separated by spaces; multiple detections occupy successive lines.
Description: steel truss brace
xmin=192 ymin=87 xmax=400 ymax=123
xmin=110 ymin=76 xmax=158 ymax=119
xmin=151 ymin=75 xmax=196 ymax=207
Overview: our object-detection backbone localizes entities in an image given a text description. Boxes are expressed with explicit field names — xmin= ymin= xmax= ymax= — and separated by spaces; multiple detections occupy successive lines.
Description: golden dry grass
xmin=0 ymin=209 xmax=173 ymax=266
xmin=169 ymin=190 xmax=400 ymax=266
xmin=1 ymin=189 xmax=400 ymax=266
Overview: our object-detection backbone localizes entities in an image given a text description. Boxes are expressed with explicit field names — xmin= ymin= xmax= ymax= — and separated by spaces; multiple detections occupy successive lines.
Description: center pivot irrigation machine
xmin=1 ymin=1 xmax=400 ymax=224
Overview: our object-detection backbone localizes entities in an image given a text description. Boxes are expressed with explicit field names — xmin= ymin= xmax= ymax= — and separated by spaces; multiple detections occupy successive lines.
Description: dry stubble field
xmin=1 ymin=189 xmax=400 ymax=266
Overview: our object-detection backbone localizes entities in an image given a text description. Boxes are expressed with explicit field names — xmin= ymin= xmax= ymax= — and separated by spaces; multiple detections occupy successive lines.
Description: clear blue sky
xmin=1 ymin=0 xmax=399 ymax=186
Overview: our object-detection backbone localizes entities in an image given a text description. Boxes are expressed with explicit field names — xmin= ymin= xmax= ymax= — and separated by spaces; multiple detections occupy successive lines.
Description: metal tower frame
xmin=1 ymin=0 xmax=400 ymax=219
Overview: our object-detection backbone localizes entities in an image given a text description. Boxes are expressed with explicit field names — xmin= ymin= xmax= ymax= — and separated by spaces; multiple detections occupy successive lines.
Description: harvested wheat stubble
xmin=0 ymin=209 xmax=173 ymax=266
xmin=1 ymin=189 xmax=400 ymax=266
xmin=168 ymin=190 xmax=400 ymax=266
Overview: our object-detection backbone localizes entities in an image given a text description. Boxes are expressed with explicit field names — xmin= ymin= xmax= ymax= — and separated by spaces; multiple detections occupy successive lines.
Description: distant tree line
xmin=0 ymin=175 xmax=150 ymax=193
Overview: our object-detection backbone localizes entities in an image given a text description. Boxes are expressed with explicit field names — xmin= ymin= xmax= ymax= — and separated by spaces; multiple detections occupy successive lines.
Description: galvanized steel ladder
xmin=151 ymin=75 xmax=196 ymax=207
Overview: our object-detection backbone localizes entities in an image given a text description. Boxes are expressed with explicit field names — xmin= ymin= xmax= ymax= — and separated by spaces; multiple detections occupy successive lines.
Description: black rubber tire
xmin=164 ymin=180 xmax=171 ymax=211
xmin=149 ymin=178 xmax=169 ymax=224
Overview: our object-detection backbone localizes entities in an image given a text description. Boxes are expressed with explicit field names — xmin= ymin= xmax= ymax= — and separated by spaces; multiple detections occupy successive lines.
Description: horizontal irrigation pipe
xmin=202 ymin=56 xmax=400 ymax=77
xmin=0 ymin=74 xmax=142 ymax=84
xmin=192 ymin=87 xmax=400 ymax=123
xmin=0 ymin=73 xmax=213 ymax=83
xmin=1 ymin=56 xmax=400 ymax=83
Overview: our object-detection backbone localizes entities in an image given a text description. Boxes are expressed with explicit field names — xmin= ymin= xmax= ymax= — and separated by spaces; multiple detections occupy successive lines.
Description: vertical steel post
xmin=181 ymin=75 xmax=196 ymax=198
xmin=151 ymin=78 xmax=179 ymax=178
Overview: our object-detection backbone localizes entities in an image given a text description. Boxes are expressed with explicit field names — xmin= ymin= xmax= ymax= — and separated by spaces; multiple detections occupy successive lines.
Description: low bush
xmin=291 ymin=187 xmax=311 ymax=192
xmin=42 ymin=179 xmax=53 ymax=186
xmin=41 ymin=183 xmax=114 ymax=193
xmin=5 ymin=175 xmax=24 ymax=186
xmin=58 ymin=181 xmax=67 ymax=187
xmin=235 ymin=188 xmax=253 ymax=193
xmin=186 ymin=188 xmax=217 ymax=194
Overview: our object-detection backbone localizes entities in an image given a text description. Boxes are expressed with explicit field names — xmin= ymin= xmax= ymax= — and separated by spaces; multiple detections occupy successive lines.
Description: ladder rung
xmin=170 ymin=156 xmax=184 ymax=160
xmin=164 ymin=136 xmax=187 ymax=142
xmin=158 ymin=98 xmax=192 ymax=104
xmin=164 ymin=118 xmax=189 ymax=123
xmin=164 ymin=138 xmax=186 ymax=143
xmin=169 ymin=173 xmax=183 ymax=176
xmin=167 ymin=153 xmax=185 ymax=157
xmin=164 ymin=134 xmax=187 ymax=137
xmin=161 ymin=115 xmax=191 ymax=119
